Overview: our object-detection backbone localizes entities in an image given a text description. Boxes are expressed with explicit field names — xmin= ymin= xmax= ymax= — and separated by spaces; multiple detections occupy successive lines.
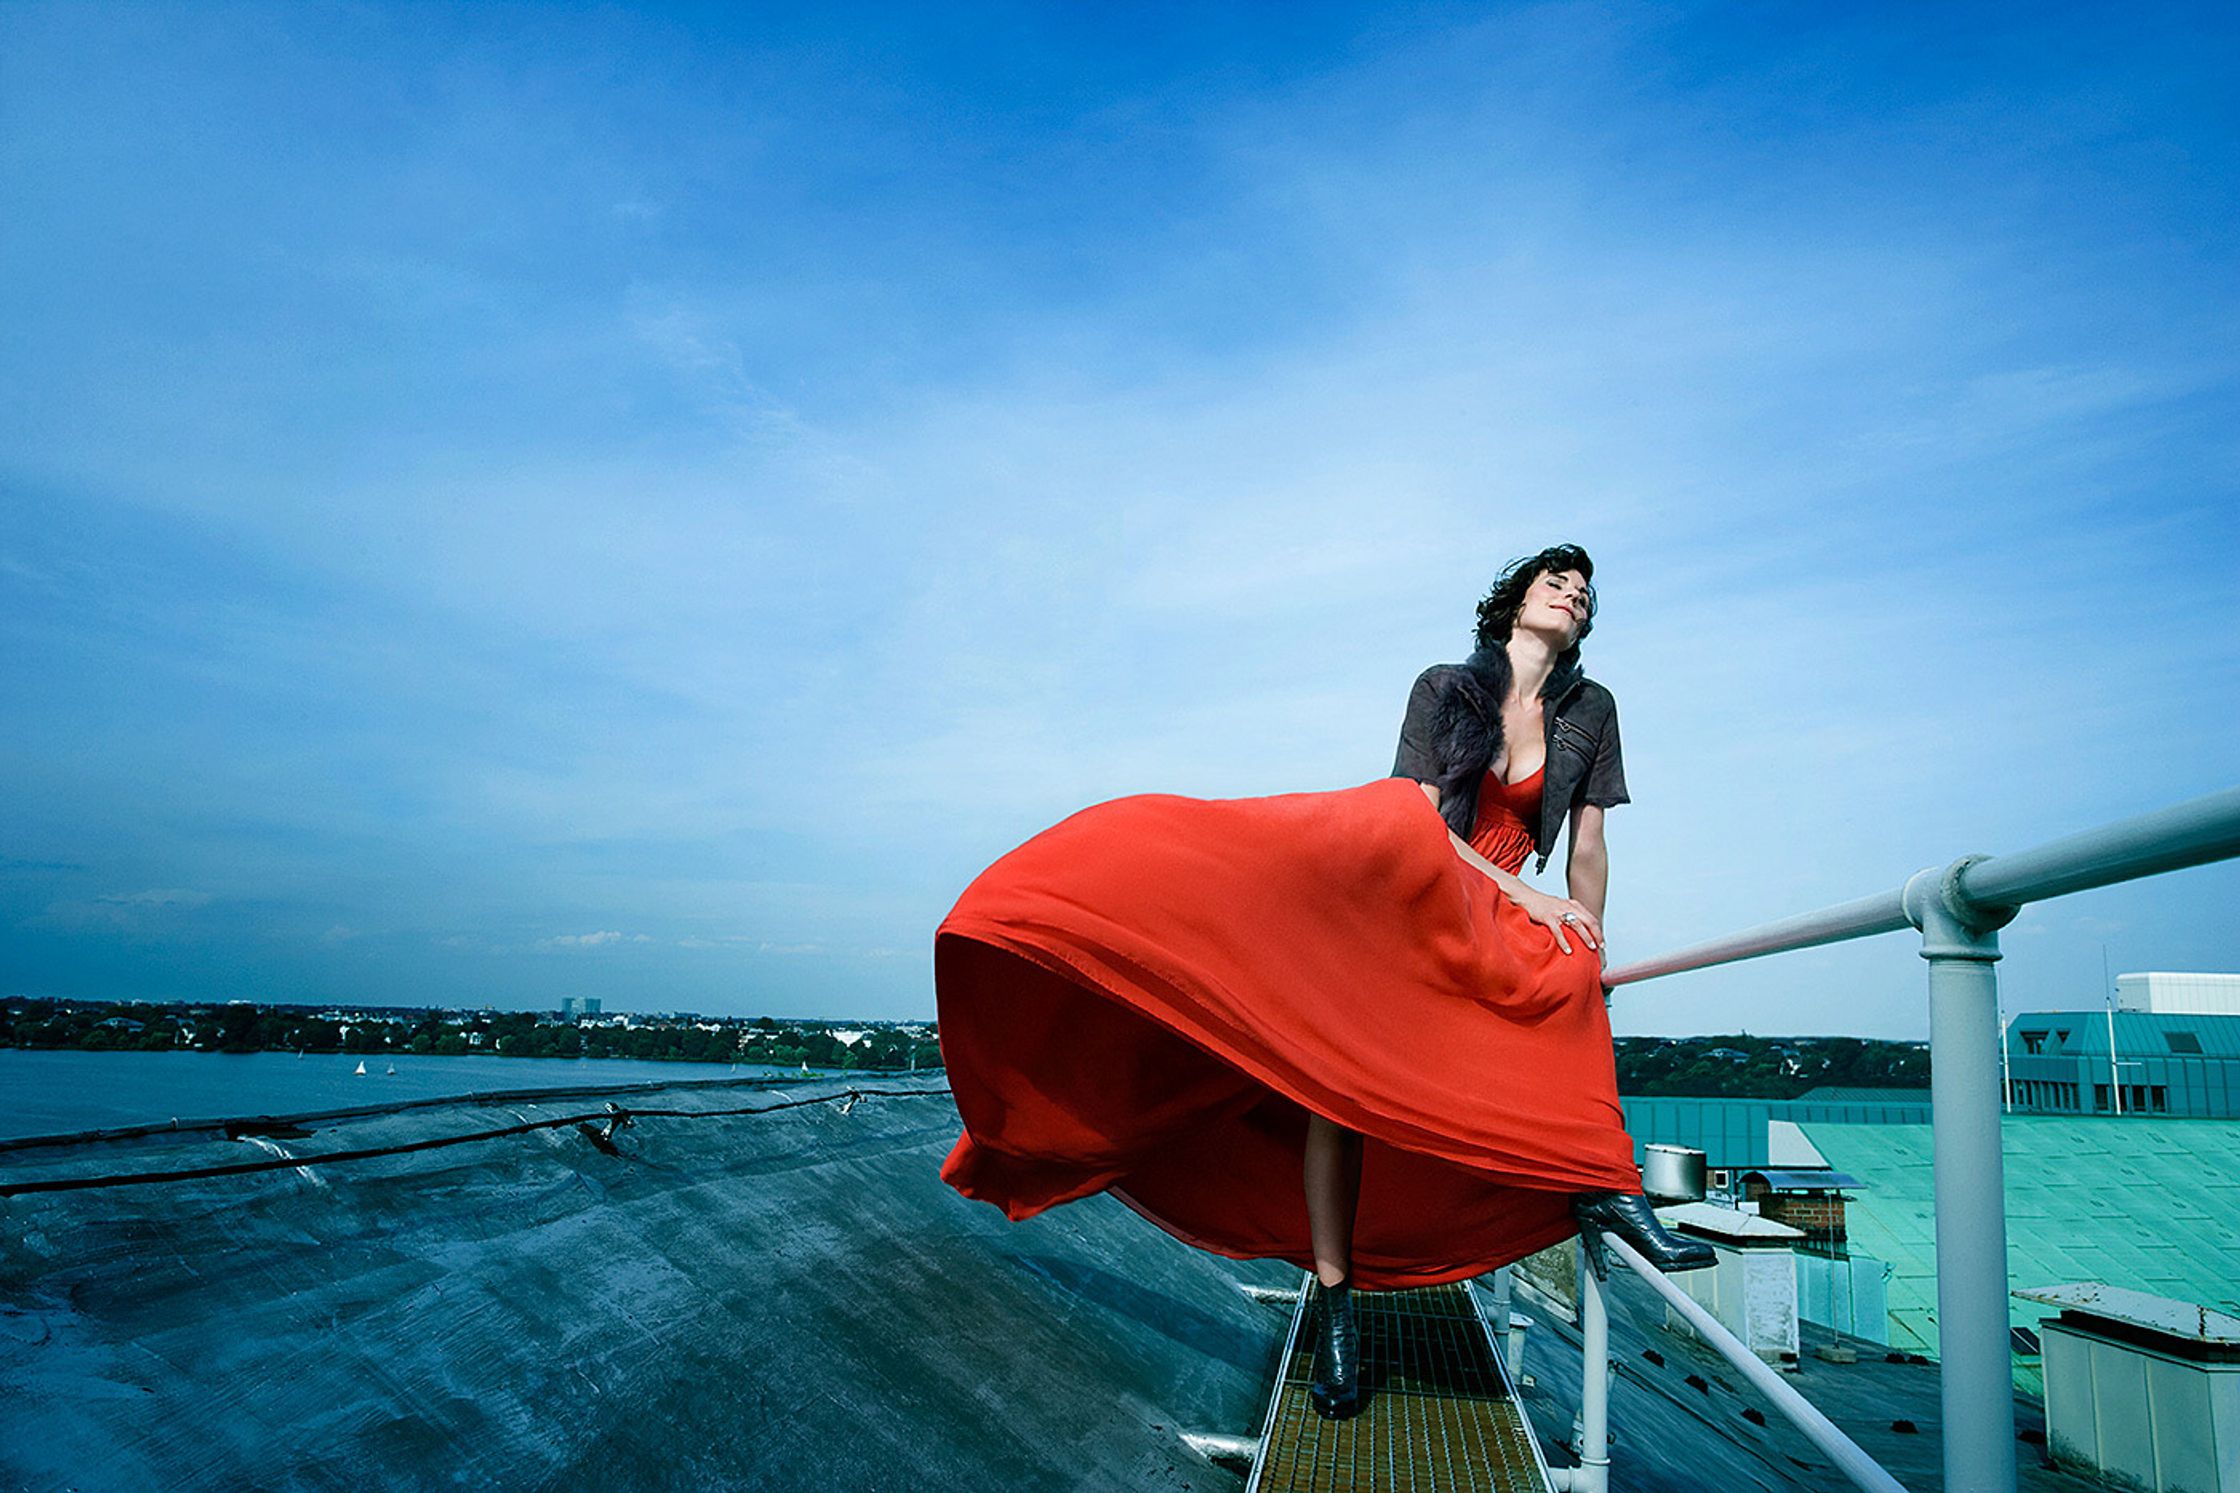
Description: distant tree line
xmin=0 ymin=998 xmax=943 ymax=1073
xmin=6 ymin=1000 xmax=1932 ymax=1095
xmin=1614 ymin=1033 xmax=1929 ymax=1098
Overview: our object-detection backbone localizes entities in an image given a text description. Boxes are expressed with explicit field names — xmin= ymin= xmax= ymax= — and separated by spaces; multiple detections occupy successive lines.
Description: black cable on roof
xmin=0 ymin=1070 xmax=940 ymax=1154
xmin=0 ymin=1086 xmax=953 ymax=1198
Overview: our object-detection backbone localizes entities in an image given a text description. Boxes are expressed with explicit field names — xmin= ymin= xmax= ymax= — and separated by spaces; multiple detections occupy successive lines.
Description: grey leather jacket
xmin=1389 ymin=649 xmax=1630 ymax=874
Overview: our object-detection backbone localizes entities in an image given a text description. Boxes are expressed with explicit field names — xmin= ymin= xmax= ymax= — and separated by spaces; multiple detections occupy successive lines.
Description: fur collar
xmin=1429 ymin=645 xmax=1586 ymax=839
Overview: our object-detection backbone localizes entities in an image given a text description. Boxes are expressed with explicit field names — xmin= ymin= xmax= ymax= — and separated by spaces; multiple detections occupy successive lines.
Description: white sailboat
xmin=353 ymin=1060 xmax=367 ymax=1076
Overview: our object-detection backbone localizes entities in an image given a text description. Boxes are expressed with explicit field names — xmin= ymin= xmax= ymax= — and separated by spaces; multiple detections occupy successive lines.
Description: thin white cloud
xmin=543 ymin=930 xmax=634 ymax=949
xmin=2 ymin=4 xmax=2232 ymax=1030
xmin=29 ymin=888 xmax=214 ymax=934
xmin=95 ymin=888 xmax=212 ymax=909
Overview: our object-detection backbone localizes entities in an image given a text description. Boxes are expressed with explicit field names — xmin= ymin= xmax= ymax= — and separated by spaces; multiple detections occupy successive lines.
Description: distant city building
xmin=2005 ymin=1007 xmax=2240 ymax=1117
xmin=558 ymin=997 xmax=603 ymax=1020
xmin=2115 ymin=970 xmax=2240 ymax=1016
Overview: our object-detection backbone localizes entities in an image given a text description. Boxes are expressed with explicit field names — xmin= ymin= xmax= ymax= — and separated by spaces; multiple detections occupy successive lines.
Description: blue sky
xmin=3 ymin=2 xmax=2234 ymax=1035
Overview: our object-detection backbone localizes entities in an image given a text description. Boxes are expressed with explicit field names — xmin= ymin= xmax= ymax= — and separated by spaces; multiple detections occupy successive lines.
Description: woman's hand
xmin=1510 ymin=886 xmax=1602 ymax=957
xmin=1440 ymin=816 xmax=1607 ymax=960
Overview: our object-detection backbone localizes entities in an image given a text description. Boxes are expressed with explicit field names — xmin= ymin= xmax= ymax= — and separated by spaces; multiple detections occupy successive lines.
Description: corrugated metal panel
xmin=1620 ymin=1097 xmax=1930 ymax=1169
xmin=1797 ymin=1251 xmax=1891 ymax=1344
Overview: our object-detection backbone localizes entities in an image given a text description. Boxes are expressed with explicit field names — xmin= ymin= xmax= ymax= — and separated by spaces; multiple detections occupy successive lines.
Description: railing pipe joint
xmin=1902 ymin=855 xmax=2016 ymax=960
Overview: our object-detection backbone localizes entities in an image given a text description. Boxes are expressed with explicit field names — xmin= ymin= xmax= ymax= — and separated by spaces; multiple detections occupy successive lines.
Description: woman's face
xmin=1519 ymin=568 xmax=1590 ymax=646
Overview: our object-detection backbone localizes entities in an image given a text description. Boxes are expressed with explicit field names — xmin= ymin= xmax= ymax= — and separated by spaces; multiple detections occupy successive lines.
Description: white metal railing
xmin=1521 ymin=1239 xmax=1905 ymax=1493
xmin=1607 ymin=1237 xmax=1904 ymax=1493
xmin=1579 ymin=785 xmax=2240 ymax=1493
xmin=1602 ymin=787 xmax=2240 ymax=988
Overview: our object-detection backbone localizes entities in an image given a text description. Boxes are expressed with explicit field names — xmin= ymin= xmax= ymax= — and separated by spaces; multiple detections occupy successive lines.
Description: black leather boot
xmin=1308 ymin=1280 xmax=1363 ymax=1419
xmin=1572 ymin=1192 xmax=1716 ymax=1273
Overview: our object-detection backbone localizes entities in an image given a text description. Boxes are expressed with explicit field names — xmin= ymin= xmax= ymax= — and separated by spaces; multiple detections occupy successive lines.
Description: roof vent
xmin=1642 ymin=1143 xmax=1707 ymax=1204
xmin=2014 ymin=1283 xmax=2240 ymax=1491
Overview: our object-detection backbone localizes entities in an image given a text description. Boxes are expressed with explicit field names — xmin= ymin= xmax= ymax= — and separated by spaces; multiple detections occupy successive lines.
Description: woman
xmin=933 ymin=544 xmax=1710 ymax=1423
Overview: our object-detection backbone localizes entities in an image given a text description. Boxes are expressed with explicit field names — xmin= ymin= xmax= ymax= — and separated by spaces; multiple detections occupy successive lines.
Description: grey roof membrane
xmin=2 ymin=1076 xmax=1296 ymax=1491
xmin=0 ymin=1076 xmax=2101 ymax=1491
xmin=1506 ymin=1266 xmax=2103 ymax=1493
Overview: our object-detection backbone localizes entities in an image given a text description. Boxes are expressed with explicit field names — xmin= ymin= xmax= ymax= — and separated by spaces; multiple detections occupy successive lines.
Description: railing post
xmin=1576 ymin=1243 xmax=1610 ymax=1493
xmin=1905 ymin=858 xmax=2020 ymax=1493
xmin=1486 ymin=1266 xmax=1535 ymax=1381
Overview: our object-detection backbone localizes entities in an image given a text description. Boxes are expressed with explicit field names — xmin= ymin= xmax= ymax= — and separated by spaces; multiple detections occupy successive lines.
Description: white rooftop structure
xmin=2014 ymin=1281 xmax=2240 ymax=1346
xmin=2115 ymin=971 xmax=2240 ymax=1016
xmin=1661 ymin=1202 xmax=1808 ymax=1246
xmin=2015 ymin=1282 xmax=2240 ymax=1491
xmin=1658 ymin=1202 xmax=1805 ymax=1364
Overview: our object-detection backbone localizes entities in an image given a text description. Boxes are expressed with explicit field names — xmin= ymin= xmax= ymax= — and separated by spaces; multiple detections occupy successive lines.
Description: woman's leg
xmin=1303 ymin=1111 xmax=1364 ymax=1287
xmin=1304 ymin=1111 xmax=1367 ymax=1418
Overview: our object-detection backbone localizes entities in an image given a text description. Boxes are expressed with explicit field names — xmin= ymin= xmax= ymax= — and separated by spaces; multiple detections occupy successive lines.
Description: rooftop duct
xmin=2015 ymin=1282 xmax=2240 ymax=1492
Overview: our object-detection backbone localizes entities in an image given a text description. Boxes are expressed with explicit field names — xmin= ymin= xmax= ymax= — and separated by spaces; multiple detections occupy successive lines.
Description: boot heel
xmin=1576 ymin=1219 xmax=1609 ymax=1280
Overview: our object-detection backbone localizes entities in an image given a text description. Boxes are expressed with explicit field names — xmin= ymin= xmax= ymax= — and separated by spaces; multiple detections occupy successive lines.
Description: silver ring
xmin=1561 ymin=913 xmax=1580 ymax=923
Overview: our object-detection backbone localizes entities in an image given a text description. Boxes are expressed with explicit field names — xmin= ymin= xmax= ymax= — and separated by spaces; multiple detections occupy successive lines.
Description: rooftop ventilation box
xmin=2017 ymin=1283 xmax=2240 ymax=1492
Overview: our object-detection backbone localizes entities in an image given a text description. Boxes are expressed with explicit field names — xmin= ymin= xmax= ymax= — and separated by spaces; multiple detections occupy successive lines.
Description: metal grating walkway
xmin=1246 ymin=1277 xmax=1555 ymax=1493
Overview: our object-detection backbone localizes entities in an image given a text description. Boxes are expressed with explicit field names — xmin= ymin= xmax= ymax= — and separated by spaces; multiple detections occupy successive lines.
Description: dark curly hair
xmin=1472 ymin=544 xmax=1597 ymax=661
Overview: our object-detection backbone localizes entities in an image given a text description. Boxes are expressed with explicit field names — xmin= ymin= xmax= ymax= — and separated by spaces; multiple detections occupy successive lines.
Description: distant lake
xmin=0 ymin=1050 xmax=867 ymax=1141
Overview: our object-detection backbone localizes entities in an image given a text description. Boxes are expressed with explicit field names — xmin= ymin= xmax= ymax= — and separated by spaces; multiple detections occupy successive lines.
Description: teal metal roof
xmin=1620 ymin=1095 xmax=1930 ymax=1169
xmin=1793 ymin=1087 xmax=1933 ymax=1105
xmin=1797 ymin=1117 xmax=2240 ymax=1392
xmin=2006 ymin=1010 xmax=2240 ymax=1060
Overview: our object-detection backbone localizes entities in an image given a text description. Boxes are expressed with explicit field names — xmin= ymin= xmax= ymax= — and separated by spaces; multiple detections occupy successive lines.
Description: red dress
xmin=934 ymin=764 xmax=1642 ymax=1289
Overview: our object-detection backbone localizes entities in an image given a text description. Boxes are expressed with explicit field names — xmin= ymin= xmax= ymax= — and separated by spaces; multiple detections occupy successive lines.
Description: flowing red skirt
xmin=934 ymin=774 xmax=1641 ymax=1290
